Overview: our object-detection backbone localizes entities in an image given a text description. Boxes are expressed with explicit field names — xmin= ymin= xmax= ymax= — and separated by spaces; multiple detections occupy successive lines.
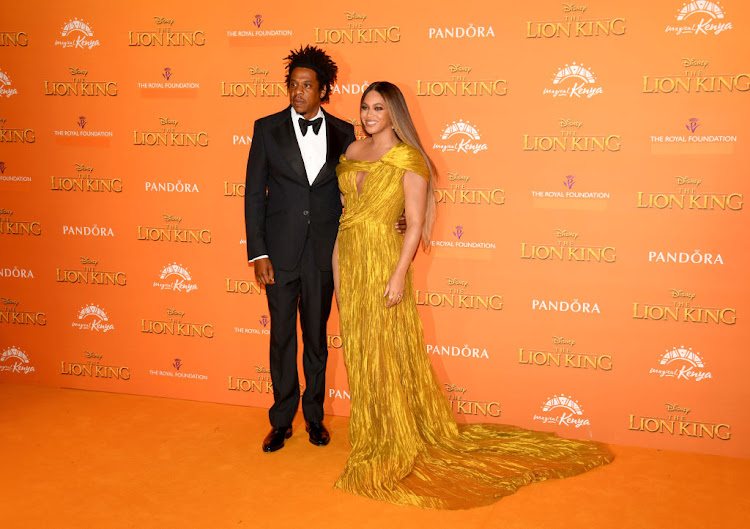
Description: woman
xmin=333 ymin=82 xmax=612 ymax=509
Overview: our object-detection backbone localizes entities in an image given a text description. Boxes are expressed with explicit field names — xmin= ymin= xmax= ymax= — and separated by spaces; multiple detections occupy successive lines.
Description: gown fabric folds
xmin=334 ymin=143 xmax=613 ymax=509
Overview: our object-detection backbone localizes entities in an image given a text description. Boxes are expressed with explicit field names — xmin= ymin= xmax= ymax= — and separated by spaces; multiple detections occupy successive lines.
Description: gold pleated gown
xmin=334 ymin=143 xmax=612 ymax=509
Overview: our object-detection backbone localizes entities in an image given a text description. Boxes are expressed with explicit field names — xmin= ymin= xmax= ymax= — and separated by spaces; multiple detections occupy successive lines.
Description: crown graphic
xmin=160 ymin=263 xmax=191 ymax=280
xmin=78 ymin=304 xmax=108 ymax=321
xmin=441 ymin=120 xmax=481 ymax=140
xmin=659 ymin=346 xmax=705 ymax=368
xmin=1 ymin=346 xmax=29 ymax=363
xmin=542 ymin=394 xmax=583 ymax=415
xmin=61 ymin=18 xmax=94 ymax=37
xmin=552 ymin=63 xmax=596 ymax=85
xmin=676 ymin=1 xmax=725 ymax=21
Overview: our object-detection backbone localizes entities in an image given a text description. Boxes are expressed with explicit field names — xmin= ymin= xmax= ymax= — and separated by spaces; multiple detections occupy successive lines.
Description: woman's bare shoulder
xmin=344 ymin=138 xmax=371 ymax=158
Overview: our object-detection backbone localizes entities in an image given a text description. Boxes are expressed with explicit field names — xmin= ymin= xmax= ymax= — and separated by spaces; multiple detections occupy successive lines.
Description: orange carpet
xmin=0 ymin=383 xmax=746 ymax=528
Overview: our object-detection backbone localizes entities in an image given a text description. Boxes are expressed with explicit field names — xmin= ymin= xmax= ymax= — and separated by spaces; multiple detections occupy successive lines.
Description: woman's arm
xmin=384 ymin=170 xmax=427 ymax=308
xmin=332 ymin=235 xmax=340 ymax=305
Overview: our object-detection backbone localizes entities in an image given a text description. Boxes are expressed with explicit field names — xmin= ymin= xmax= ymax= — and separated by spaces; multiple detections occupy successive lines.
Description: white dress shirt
xmin=290 ymin=106 xmax=327 ymax=185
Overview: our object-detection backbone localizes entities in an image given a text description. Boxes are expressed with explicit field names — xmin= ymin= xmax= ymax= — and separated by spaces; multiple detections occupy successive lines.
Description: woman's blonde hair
xmin=361 ymin=81 xmax=437 ymax=251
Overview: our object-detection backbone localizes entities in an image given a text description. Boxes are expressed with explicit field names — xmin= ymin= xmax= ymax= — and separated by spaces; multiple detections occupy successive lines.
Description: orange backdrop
xmin=1 ymin=0 xmax=748 ymax=458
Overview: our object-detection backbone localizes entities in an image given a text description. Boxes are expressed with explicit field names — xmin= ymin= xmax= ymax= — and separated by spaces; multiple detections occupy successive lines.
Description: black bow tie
xmin=299 ymin=117 xmax=323 ymax=136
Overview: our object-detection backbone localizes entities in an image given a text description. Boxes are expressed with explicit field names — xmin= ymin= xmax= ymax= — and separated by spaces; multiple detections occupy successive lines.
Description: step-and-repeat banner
xmin=1 ymin=1 xmax=748 ymax=458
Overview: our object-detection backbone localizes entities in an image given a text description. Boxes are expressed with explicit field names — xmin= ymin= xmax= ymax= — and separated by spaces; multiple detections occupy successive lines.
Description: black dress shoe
xmin=305 ymin=421 xmax=330 ymax=446
xmin=262 ymin=426 xmax=292 ymax=453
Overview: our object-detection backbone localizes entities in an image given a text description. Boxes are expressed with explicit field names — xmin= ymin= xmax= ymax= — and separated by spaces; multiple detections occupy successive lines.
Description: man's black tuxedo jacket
xmin=244 ymin=107 xmax=356 ymax=271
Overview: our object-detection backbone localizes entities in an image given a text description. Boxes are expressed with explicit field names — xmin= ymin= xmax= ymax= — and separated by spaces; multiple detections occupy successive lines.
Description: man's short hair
xmin=285 ymin=45 xmax=339 ymax=103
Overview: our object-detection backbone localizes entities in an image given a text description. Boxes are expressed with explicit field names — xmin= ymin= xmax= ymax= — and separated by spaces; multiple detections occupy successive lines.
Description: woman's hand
xmin=384 ymin=271 xmax=406 ymax=308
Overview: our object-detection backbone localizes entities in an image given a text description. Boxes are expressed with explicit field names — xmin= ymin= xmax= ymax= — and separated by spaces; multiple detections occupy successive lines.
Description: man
xmin=244 ymin=46 xmax=356 ymax=452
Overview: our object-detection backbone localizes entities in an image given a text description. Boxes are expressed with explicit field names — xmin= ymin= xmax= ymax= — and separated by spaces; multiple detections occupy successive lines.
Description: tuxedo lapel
xmin=311 ymin=111 xmax=345 ymax=187
xmin=270 ymin=110 xmax=307 ymax=183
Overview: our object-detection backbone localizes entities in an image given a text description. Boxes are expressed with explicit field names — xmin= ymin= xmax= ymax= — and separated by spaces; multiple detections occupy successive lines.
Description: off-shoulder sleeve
xmin=382 ymin=143 xmax=429 ymax=180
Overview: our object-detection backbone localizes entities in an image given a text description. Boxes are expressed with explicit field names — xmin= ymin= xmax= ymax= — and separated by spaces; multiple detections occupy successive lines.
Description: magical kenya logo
xmin=72 ymin=304 xmax=114 ymax=332
xmin=533 ymin=393 xmax=591 ymax=428
xmin=153 ymin=263 xmax=198 ymax=293
xmin=0 ymin=346 xmax=35 ymax=374
xmin=666 ymin=1 xmax=733 ymax=35
xmin=432 ymin=120 xmax=487 ymax=154
xmin=55 ymin=18 xmax=100 ymax=49
xmin=543 ymin=62 xmax=603 ymax=99
xmin=0 ymin=70 xmax=18 ymax=98
xmin=649 ymin=346 xmax=712 ymax=382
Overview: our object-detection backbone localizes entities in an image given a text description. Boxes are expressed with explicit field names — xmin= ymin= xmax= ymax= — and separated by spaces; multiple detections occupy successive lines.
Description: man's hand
xmin=254 ymin=257 xmax=275 ymax=285
xmin=394 ymin=214 xmax=407 ymax=235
